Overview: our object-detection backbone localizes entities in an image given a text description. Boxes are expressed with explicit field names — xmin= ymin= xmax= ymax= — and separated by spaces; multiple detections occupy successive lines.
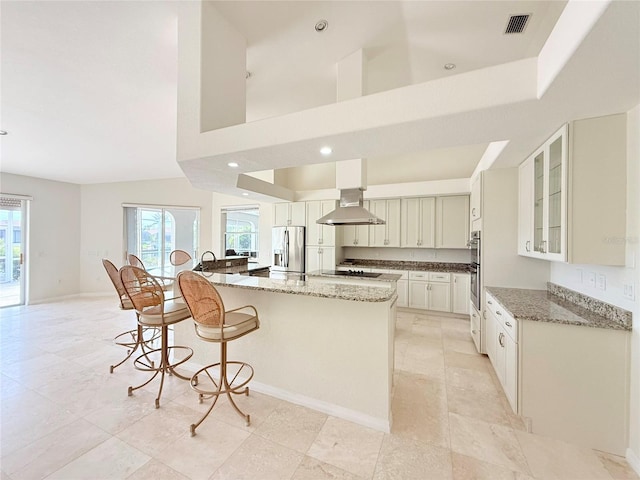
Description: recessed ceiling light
xmin=320 ymin=146 xmax=332 ymax=156
xmin=227 ymin=162 xmax=239 ymax=168
xmin=242 ymin=192 xmax=249 ymax=196
xmin=0 ymin=130 xmax=7 ymax=135
xmin=315 ymin=19 xmax=329 ymax=32
xmin=444 ymin=63 xmax=456 ymax=70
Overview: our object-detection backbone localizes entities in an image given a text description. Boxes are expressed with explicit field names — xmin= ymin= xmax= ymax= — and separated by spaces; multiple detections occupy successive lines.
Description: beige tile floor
xmin=1 ymin=296 xmax=638 ymax=480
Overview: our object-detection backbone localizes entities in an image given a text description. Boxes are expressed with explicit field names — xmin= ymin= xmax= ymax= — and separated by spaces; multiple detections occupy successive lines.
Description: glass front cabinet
xmin=518 ymin=124 xmax=567 ymax=262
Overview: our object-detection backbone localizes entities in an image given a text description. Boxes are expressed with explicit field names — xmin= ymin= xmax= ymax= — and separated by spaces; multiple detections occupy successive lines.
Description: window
xmin=124 ymin=205 xmax=200 ymax=273
xmin=222 ymin=206 xmax=259 ymax=260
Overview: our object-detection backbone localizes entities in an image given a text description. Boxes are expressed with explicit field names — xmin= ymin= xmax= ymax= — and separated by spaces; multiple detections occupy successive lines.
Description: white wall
xmin=0 ymin=173 xmax=81 ymax=303
xmin=80 ymin=178 xmax=214 ymax=294
xmin=549 ymin=104 xmax=640 ymax=468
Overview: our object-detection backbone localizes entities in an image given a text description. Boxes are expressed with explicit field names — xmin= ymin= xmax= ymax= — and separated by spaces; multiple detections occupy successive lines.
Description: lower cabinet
xmin=408 ymin=271 xmax=451 ymax=312
xmin=452 ymin=273 xmax=470 ymax=314
xmin=485 ymin=291 xmax=518 ymax=413
xmin=306 ymin=247 xmax=335 ymax=272
xmin=396 ymin=279 xmax=408 ymax=307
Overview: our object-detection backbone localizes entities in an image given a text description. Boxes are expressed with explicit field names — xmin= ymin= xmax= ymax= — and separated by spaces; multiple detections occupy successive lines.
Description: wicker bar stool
xmin=120 ymin=265 xmax=194 ymax=408
xmin=102 ymin=259 xmax=160 ymax=373
xmin=170 ymin=249 xmax=192 ymax=266
xmin=177 ymin=270 xmax=259 ymax=436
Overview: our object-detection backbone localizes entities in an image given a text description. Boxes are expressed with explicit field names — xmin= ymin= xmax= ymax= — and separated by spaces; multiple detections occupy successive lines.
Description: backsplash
xmin=547 ymin=282 xmax=632 ymax=329
xmin=342 ymin=247 xmax=472 ymax=264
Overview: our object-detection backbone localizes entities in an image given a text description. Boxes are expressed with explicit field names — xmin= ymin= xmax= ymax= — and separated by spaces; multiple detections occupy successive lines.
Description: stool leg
xmin=154 ymin=325 xmax=169 ymax=409
xmin=220 ymin=343 xmax=251 ymax=427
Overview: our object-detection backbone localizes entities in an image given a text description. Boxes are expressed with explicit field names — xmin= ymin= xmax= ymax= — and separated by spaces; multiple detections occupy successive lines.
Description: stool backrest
xmin=177 ymin=271 xmax=224 ymax=328
xmin=127 ymin=253 xmax=145 ymax=269
xmin=120 ymin=265 xmax=163 ymax=313
xmin=102 ymin=259 xmax=131 ymax=310
xmin=170 ymin=249 xmax=192 ymax=266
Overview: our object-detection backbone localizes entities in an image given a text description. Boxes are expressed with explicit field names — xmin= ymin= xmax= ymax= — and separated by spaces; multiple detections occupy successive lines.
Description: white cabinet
xmin=306 ymin=246 xmax=335 ymax=272
xmin=485 ymin=291 xmax=518 ymax=413
xmin=470 ymin=301 xmax=482 ymax=353
xmin=436 ymin=196 xmax=469 ymax=249
xmin=340 ymin=201 xmax=370 ymax=247
xmin=451 ymin=273 xmax=470 ymax=315
xmin=306 ymin=200 xmax=336 ymax=247
xmin=274 ymin=202 xmax=306 ymax=227
xmin=408 ymin=271 xmax=451 ymax=312
xmin=396 ymin=279 xmax=408 ymax=307
xmin=369 ymin=199 xmax=401 ymax=247
xmin=401 ymin=198 xmax=435 ymax=248
xmin=518 ymin=114 xmax=627 ymax=265
xmin=470 ymin=175 xmax=482 ymax=223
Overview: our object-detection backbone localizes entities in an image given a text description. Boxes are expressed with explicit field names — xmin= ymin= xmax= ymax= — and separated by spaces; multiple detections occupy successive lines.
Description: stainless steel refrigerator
xmin=271 ymin=226 xmax=305 ymax=274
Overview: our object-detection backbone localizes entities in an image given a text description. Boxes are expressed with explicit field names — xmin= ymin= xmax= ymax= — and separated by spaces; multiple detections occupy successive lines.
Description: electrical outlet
xmin=623 ymin=283 xmax=636 ymax=301
xmin=597 ymin=274 xmax=606 ymax=290
xmin=587 ymin=272 xmax=596 ymax=288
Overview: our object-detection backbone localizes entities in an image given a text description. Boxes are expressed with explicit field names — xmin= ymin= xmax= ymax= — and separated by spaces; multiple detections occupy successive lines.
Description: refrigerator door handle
xmin=284 ymin=229 xmax=289 ymax=267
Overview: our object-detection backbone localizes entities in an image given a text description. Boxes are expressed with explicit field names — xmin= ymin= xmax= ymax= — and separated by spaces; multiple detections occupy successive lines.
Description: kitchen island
xmin=174 ymin=272 xmax=397 ymax=432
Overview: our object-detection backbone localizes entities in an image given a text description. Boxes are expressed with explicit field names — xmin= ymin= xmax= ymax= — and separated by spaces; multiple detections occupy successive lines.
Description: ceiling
xmin=1 ymin=1 xmax=638 ymax=192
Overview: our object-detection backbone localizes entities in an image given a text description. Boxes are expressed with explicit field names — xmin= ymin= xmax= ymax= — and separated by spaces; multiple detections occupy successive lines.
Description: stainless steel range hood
xmin=316 ymin=188 xmax=385 ymax=225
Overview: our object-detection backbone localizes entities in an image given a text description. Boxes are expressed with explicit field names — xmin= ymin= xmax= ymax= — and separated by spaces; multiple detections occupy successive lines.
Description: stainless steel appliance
xmin=271 ymin=226 xmax=305 ymax=274
xmin=469 ymin=231 xmax=481 ymax=310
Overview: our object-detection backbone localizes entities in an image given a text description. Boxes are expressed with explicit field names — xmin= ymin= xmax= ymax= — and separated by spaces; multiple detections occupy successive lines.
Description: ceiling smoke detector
xmin=504 ymin=14 xmax=531 ymax=34
xmin=315 ymin=19 xmax=329 ymax=33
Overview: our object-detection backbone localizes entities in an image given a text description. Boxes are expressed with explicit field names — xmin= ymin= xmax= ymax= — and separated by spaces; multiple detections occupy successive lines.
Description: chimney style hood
xmin=316 ymin=188 xmax=385 ymax=225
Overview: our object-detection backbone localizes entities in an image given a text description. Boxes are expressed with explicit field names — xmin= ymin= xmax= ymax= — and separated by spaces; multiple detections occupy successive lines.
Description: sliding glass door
xmin=123 ymin=205 xmax=200 ymax=274
xmin=0 ymin=196 xmax=28 ymax=307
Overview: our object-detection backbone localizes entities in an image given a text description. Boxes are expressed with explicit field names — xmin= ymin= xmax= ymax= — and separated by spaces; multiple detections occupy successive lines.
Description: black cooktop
xmin=324 ymin=270 xmax=382 ymax=278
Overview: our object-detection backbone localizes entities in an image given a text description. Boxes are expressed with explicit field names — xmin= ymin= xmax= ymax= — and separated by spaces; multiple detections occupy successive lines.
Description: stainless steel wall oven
xmin=469 ymin=231 xmax=481 ymax=310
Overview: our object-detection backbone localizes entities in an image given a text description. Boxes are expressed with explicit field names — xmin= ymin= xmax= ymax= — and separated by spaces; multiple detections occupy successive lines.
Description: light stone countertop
xmin=338 ymin=260 xmax=471 ymax=274
xmin=485 ymin=286 xmax=631 ymax=331
xmin=196 ymin=271 xmax=397 ymax=303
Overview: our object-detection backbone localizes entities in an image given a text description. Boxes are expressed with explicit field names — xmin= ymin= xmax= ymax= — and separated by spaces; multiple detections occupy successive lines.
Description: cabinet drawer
xmin=409 ymin=271 xmax=429 ymax=281
xmin=486 ymin=292 xmax=518 ymax=342
xmin=429 ymin=272 xmax=451 ymax=283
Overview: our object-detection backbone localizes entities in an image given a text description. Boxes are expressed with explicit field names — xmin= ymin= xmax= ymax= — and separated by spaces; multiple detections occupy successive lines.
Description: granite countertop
xmin=307 ymin=269 xmax=402 ymax=283
xmin=197 ymin=271 xmax=397 ymax=303
xmin=338 ymin=259 xmax=471 ymax=274
xmin=485 ymin=286 xmax=632 ymax=331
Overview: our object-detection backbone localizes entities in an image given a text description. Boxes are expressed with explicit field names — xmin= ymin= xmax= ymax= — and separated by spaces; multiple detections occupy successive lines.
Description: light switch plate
xmin=624 ymin=283 xmax=635 ymax=301
xmin=597 ymin=274 xmax=606 ymax=290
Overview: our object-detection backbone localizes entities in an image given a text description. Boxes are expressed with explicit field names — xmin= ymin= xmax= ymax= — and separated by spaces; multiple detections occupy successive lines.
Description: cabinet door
xmin=408 ymin=281 xmax=427 ymax=309
xmin=533 ymin=146 xmax=546 ymax=255
xmin=341 ymin=225 xmax=357 ymax=247
xmin=319 ymin=247 xmax=336 ymax=270
xmin=274 ymin=203 xmax=290 ymax=226
xmin=397 ymin=279 xmax=408 ymax=307
xmin=401 ymin=198 xmax=421 ymax=247
xmin=436 ymin=196 xmax=469 ymax=249
xmin=428 ymin=282 xmax=451 ymax=312
xmin=305 ymin=247 xmax=320 ymax=273
xmin=518 ymin=157 xmax=535 ymax=256
xmin=306 ymin=201 xmax=322 ymax=245
xmin=504 ymin=332 xmax=518 ymax=413
xmin=485 ymin=310 xmax=497 ymax=367
xmin=355 ymin=201 xmax=370 ymax=247
xmin=385 ymin=199 xmax=401 ymax=247
xmin=545 ymin=127 xmax=567 ymax=261
xmin=369 ymin=199 xmax=387 ymax=247
xmin=494 ymin=326 xmax=507 ymax=387
xmin=419 ymin=198 xmax=436 ymax=248
xmin=470 ymin=175 xmax=482 ymax=221
xmin=452 ymin=274 xmax=470 ymax=314
xmin=290 ymin=202 xmax=307 ymax=226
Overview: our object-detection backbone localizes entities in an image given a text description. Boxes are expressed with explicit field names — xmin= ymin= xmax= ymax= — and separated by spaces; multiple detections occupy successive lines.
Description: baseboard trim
xmin=28 ymin=292 xmax=112 ymax=305
xmin=182 ymin=361 xmax=391 ymax=433
xmin=627 ymin=448 xmax=640 ymax=476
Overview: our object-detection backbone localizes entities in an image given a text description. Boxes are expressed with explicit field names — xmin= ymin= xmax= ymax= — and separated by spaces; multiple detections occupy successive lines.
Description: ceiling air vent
xmin=504 ymin=14 xmax=531 ymax=34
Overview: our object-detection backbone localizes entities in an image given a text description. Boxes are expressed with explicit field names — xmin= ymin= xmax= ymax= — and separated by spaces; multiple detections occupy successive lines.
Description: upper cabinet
xmin=436 ymin=196 xmax=469 ymax=249
xmin=369 ymin=199 xmax=401 ymax=247
xmin=340 ymin=200 xmax=370 ymax=247
xmin=470 ymin=175 xmax=482 ymax=226
xmin=518 ymin=114 xmax=627 ymax=265
xmin=274 ymin=202 xmax=306 ymax=227
xmin=401 ymin=197 xmax=435 ymax=248
xmin=306 ymin=200 xmax=336 ymax=246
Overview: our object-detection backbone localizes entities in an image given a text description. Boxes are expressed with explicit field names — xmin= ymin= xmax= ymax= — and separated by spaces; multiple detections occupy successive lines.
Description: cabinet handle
xmin=496 ymin=311 xmax=502 ymax=316
xmin=505 ymin=321 xmax=512 ymax=328
xmin=472 ymin=313 xmax=477 ymax=318
xmin=472 ymin=330 xmax=478 ymax=334
xmin=472 ymin=207 xmax=477 ymax=217
xmin=488 ymin=300 xmax=493 ymax=305
xmin=540 ymin=240 xmax=547 ymax=254
xmin=319 ymin=239 xmax=323 ymax=245
xmin=525 ymin=240 xmax=531 ymax=252
xmin=498 ymin=332 xmax=505 ymax=348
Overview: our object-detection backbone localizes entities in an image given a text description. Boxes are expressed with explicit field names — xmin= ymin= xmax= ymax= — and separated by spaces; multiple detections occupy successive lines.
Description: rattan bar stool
xmin=177 ymin=270 xmax=260 ymax=436
xmin=170 ymin=249 xmax=192 ymax=266
xmin=102 ymin=259 xmax=160 ymax=373
xmin=120 ymin=265 xmax=194 ymax=408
